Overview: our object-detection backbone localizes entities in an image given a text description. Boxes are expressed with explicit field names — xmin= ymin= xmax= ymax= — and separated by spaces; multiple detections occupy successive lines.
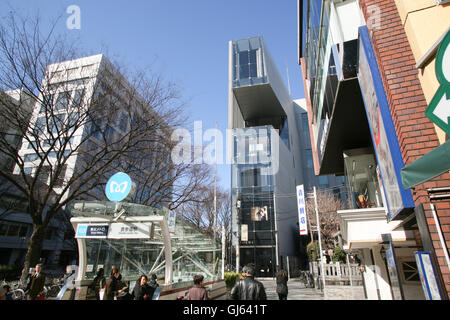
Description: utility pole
xmin=313 ymin=186 xmax=326 ymax=290
xmin=213 ymin=121 xmax=218 ymax=267
xmin=236 ymin=198 xmax=240 ymax=273
xmin=214 ymin=121 xmax=217 ymax=236
xmin=222 ymin=225 xmax=225 ymax=279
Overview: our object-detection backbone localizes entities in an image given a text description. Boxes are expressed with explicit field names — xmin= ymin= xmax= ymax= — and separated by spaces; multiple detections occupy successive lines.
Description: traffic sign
xmin=425 ymin=29 xmax=450 ymax=136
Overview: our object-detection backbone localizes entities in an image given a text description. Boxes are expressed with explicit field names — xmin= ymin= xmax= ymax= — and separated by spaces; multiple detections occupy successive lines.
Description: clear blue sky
xmin=1 ymin=0 xmax=306 ymax=191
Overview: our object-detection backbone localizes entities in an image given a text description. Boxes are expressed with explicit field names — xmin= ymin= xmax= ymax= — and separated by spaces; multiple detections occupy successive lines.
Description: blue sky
xmin=1 ymin=0 xmax=305 ymax=191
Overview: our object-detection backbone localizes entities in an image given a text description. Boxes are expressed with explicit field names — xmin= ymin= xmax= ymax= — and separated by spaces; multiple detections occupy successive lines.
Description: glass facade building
xmin=229 ymin=36 xmax=306 ymax=276
xmin=231 ymin=126 xmax=277 ymax=276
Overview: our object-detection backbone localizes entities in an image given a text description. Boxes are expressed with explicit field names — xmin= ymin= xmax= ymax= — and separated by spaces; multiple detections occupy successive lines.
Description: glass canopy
xmin=69 ymin=200 xmax=222 ymax=290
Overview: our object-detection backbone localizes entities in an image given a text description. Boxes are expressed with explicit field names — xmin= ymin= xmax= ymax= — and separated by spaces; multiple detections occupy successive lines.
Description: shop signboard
xmin=168 ymin=211 xmax=176 ymax=235
xmin=75 ymin=224 xmax=109 ymax=238
xmin=414 ymin=251 xmax=442 ymax=300
xmin=357 ymin=26 xmax=415 ymax=221
xmin=75 ymin=222 xmax=152 ymax=239
xmin=108 ymin=222 xmax=153 ymax=239
xmin=241 ymin=224 xmax=248 ymax=242
xmin=296 ymin=184 xmax=308 ymax=235
xmin=382 ymin=234 xmax=404 ymax=300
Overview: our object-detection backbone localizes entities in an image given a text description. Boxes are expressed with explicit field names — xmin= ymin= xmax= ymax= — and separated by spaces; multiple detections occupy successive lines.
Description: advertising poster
xmin=250 ymin=206 xmax=268 ymax=221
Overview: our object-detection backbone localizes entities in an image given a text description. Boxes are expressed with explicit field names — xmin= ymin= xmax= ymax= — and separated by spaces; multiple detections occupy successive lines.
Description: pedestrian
xmin=0 ymin=285 xmax=5 ymax=300
xmin=230 ymin=264 xmax=267 ymax=300
xmin=131 ymin=275 xmax=155 ymax=300
xmin=88 ymin=268 xmax=106 ymax=300
xmin=185 ymin=274 xmax=208 ymax=300
xmin=104 ymin=266 xmax=126 ymax=300
xmin=276 ymin=269 xmax=288 ymax=300
xmin=3 ymin=285 xmax=13 ymax=300
xmin=148 ymin=273 xmax=159 ymax=290
xmin=25 ymin=263 xmax=46 ymax=300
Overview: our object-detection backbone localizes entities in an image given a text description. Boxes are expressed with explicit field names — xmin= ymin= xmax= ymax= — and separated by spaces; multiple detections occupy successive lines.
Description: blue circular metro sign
xmin=105 ymin=172 xmax=133 ymax=202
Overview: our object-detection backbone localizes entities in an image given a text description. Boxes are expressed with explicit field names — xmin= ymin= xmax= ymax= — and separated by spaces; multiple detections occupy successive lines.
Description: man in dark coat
xmin=230 ymin=264 xmax=267 ymax=300
xmin=26 ymin=264 xmax=46 ymax=300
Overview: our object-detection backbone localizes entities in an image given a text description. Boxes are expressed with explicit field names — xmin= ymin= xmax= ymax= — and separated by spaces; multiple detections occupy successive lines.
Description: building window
xmin=318 ymin=175 xmax=329 ymax=188
xmin=400 ymin=260 xmax=420 ymax=283
xmin=27 ymin=141 xmax=38 ymax=150
xmin=55 ymin=91 xmax=71 ymax=110
xmin=305 ymin=149 xmax=313 ymax=168
xmin=33 ymin=116 xmax=47 ymax=135
xmin=239 ymin=49 xmax=258 ymax=79
xmin=41 ymin=93 xmax=55 ymax=113
xmin=301 ymin=113 xmax=309 ymax=134
xmin=343 ymin=151 xmax=384 ymax=209
xmin=54 ymin=164 xmax=68 ymax=188
xmin=0 ymin=221 xmax=28 ymax=238
xmin=24 ymin=153 xmax=39 ymax=162
xmin=72 ymin=89 xmax=85 ymax=108
xmin=36 ymin=166 xmax=51 ymax=184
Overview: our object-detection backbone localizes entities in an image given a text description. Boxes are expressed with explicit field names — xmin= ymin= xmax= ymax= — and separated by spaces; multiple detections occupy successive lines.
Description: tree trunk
xmin=20 ymin=224 xmax=46 ymax=285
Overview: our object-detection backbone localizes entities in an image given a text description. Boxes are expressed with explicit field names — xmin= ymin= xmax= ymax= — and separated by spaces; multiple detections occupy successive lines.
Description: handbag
xmin=99 ymin=288 xmax=105 ymax=300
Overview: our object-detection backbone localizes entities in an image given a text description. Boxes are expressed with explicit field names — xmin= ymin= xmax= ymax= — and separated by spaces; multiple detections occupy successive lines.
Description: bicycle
xmin=299 ymin=271 xmax=314 ymax=288
xmin=9 ymin=282 xmax=27 ymax=300
xmin=45 ymin=278 xmax=64 ymax=298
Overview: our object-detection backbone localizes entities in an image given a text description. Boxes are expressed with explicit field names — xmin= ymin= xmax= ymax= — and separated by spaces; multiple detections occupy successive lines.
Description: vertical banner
xmin=241 ymin=224 xmax=248 ymax=242
xmin=168 ymin=211 xmax=176 ymax=235
xmin=296 ymin=185 xmax=308 ymax=235
xmin=382 ymin=233 xmax=404 ymax=300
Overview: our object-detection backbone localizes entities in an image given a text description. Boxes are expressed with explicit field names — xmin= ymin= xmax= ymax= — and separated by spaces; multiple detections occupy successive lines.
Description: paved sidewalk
xmin=257 ymin=278 xmax=324 ymax=300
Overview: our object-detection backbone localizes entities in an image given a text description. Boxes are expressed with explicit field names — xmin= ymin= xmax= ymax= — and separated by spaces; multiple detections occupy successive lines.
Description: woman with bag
xmin=131 ymin=275 xmax=154 ymax=300
xmin=276 ymin=269 xmax=288 ymax=300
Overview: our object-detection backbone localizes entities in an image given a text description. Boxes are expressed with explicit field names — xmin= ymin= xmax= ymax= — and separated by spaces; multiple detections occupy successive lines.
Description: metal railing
xmin=310 ymin=261 xmax=362 ymax=286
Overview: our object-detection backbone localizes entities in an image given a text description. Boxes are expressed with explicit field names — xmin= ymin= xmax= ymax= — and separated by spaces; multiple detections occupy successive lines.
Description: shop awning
xmin=401 ymin=140 xmax=450 ymax=189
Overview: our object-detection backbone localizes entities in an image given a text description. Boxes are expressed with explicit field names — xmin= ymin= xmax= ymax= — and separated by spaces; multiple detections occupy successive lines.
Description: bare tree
xmin=0 ymin=12 xmax=210 ymax=283
xmin=305 ymin=188 xmax=344 ymax=248
xmin=178 ymin=184 xmax=231 ymax=234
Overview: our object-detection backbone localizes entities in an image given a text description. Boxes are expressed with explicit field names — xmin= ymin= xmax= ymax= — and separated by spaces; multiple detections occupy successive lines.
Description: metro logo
xmin=105 ymin=172 xmax=133 ymax=202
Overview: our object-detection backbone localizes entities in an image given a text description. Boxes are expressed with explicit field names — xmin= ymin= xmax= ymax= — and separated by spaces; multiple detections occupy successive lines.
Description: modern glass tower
xmin=228 ymin=36 xmax=305 ymax=276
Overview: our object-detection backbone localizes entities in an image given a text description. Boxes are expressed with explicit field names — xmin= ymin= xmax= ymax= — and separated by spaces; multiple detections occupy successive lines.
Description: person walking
xmin=25 ymin=263 xmax=46 ymax=300
xmin=88 ymin=268 xmax=106 ymax=300
xmin=148 ymin=273 xmax=159 ymax=290
xmin=185 ymin=274 xmax=208 ymax=300
xmin=131 ymin=275 xmax=155 ymax=300
xmin=276 ymin=269 xmax=288 ymax=300
xmin=103 ymin=266 xmax=126 ymax=300
xmin=230 ymin=264 xmax=267 ymax=300
xmin=3 ymin=285 xmax=13 ymax=300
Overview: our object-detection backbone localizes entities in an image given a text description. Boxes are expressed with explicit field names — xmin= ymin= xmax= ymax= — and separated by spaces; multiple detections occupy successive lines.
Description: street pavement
xmin=257 ymin=278 xmax=324 ymax=300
